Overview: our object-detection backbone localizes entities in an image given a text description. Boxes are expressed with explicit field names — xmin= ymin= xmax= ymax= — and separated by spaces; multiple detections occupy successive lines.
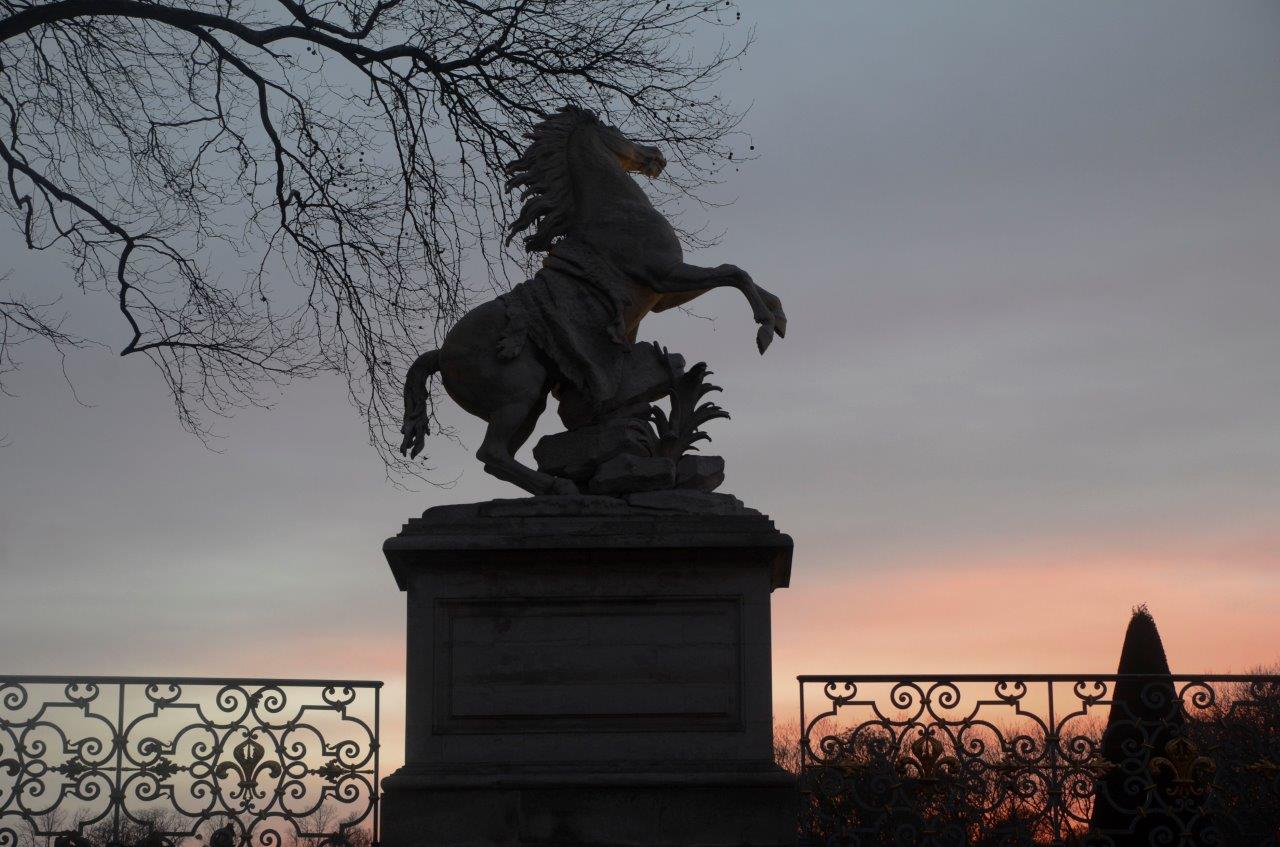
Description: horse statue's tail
xmin=399 ymin=349 xmax=440 ymax=458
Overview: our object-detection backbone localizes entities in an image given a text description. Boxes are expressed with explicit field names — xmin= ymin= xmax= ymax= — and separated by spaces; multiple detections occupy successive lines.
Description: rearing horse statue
xmin=400 ymin=106 xmax=786 ymax=495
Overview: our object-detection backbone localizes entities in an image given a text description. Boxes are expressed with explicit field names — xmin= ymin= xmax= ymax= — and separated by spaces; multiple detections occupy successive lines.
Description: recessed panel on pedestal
xmin=434 ymin=595 xmax=743 ymax=733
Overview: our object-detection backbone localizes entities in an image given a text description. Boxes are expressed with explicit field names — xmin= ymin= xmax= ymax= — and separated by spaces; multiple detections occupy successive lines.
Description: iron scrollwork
xmin=0 ymin=677 xmax=380 ymax=847
xmin=797 ymin=673 xmax=1280 ymax=845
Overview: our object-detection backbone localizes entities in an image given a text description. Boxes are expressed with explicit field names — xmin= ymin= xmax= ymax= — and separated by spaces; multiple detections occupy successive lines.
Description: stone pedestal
xmin=381 ymin=493 xmax=796 ymax=847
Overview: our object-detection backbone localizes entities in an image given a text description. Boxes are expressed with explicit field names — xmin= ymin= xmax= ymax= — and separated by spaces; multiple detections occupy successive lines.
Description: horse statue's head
xmin=506 ymin=106 xmax=665 ymax=251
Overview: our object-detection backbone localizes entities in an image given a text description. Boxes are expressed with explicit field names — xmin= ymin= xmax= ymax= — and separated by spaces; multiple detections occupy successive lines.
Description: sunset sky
xmin=2 ymin=1 xmax=1279 ymax=775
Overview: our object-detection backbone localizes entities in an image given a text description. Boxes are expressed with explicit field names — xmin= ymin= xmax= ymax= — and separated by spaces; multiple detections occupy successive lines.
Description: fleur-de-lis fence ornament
xmin=214 ymin=732 xmax=282 ymax=801
xmin=896 ymin=727 xmax=961 ymax=784
xmin=1149 ymin=736 xmax=1216 ymax=799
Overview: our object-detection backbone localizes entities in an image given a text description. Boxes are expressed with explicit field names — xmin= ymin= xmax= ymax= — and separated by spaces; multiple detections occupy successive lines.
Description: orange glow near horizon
xmin=770 ymin=532 xmax=1280 ymax=725
xmin=203 ymin=532 xmax=1279 ymax=777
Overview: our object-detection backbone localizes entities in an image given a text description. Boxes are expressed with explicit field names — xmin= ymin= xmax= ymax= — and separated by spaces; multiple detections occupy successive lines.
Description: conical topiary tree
xmin=1087 ymin=605 xmax=1213 ymax=845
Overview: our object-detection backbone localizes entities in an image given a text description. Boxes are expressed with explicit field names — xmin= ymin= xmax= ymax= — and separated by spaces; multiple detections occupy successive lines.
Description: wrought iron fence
xmin=797 ymin=674 xmax=1280 ymax=846
xmin=0 ymin=677 xmax=380 ymax=847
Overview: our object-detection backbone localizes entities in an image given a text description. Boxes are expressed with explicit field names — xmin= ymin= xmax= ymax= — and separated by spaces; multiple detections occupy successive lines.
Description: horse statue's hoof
xmin=756 ymin=322 xmax=775 ymax=354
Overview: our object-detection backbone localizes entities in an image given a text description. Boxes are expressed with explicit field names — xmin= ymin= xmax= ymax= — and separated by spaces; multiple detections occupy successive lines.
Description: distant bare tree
xmin=0 ymin=0 xmax=746 ymax=471
xmin=329 ymin=817 xmax=370 ymax=847
xmin=773 ymin=719 xmax=802 ymax=775
xmin=12 ymin=810 xmax=68 ymax=847
xmin=286 ymin=803 xmax=345 ymax=847
xmin=83 ymin=809 xmax=183 ymax=847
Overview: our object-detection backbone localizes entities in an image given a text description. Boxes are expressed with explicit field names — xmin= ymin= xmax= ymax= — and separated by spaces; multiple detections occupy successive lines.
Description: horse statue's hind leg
xmin=400 ymin=299 xmax=578 ymax=496
xmin=474 ymin=392 xmax=575 ymax=495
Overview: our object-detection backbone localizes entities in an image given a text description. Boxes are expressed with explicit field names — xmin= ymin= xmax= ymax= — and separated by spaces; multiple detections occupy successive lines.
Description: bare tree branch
xmin=0 ymin=0 xmax=748 ymax=477
xmin=0 ymin=285 xmax=96 ymax=398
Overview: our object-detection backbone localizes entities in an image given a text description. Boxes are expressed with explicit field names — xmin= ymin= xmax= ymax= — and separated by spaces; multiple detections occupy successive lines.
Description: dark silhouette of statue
xmin=399 ymin=106 xmax=785 ymax=496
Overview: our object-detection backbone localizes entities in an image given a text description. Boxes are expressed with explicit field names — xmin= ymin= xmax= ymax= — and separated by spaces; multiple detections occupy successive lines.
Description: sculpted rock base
xmin=533 ymin=427 xmax=728 ymax=496
xmin=532 ymin=418 xmax=652 ymax=483
xmin=380 ymin=496 xmax=796 ymax=847
xmin=586 ymin=453 xmax=676 ymax=494
xmin=676 ymin=454 xmax=726 ymax=492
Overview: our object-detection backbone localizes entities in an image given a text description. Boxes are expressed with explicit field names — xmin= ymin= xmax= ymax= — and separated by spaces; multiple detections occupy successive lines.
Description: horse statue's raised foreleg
xmin=649 ymin=262 xmax=786 ymax=353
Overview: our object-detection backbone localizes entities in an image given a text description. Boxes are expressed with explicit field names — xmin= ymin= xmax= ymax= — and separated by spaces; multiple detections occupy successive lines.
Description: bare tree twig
xmin=0 ymin=285 xmax=97 ymax=399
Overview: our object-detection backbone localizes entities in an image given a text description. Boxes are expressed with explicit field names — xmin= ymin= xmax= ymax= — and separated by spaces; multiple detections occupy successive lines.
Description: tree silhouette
xmin=1086 ymin=605 xmax=1210 ymax=845
xmin=0 ymin=0 xmax=746 ymax=468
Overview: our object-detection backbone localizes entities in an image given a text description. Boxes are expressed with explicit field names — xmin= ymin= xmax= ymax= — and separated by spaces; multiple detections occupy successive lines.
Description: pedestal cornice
xmin=384 ymin=492 xmax=793 ymax=590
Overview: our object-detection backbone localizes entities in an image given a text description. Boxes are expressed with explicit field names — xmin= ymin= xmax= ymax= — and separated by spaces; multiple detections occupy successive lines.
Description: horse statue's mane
xmin=505 ymin=106 xmax=597 ymax=252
